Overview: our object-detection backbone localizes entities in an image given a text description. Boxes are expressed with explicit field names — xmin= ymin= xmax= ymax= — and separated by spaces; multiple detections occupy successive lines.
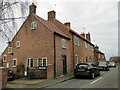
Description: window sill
xmin=13 ymin=66 xmax=16 ymax=68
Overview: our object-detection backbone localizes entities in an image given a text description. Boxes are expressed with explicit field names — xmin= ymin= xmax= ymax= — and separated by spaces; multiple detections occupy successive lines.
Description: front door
xmin=62 ymin=55 xmax=67 ymax=75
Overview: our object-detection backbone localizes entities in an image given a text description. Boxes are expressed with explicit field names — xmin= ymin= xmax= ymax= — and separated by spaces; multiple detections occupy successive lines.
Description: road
xmin=47 ymin=66 xmax=119 ymax=88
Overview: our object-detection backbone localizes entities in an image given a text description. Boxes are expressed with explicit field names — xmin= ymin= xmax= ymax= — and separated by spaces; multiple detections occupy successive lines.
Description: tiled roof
xmin=62 ymin=24 xmax=94 ymax=46
xmin=35 ymin=15 xmax=70 ymax=39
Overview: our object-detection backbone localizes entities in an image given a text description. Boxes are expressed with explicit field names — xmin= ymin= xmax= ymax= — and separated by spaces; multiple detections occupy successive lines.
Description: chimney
xmin=81 ymin=32 xmax=85 ymax=37
xmin=86 ymin=32 xmax=91 ymax=41
xmin=29 ymin=3 xmax=37 ymax=15
xmin=95 ymin=45 xmax=99 ymax=50
xmin=48 ymin=10 xmax=56 ymax=21
xmin=64 ymin=22 xmax=71 ymax=28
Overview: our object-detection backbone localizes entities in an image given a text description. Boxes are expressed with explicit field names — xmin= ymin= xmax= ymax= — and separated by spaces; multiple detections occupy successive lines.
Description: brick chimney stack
xmin=29 ymin=3 xmax=37 ymax=15
xmin=81 ymin=32 xmax=85 ymax=38
xmin=86 ymin=32 xmax=91 ymax=41
xmin=48 ymin=10 xmax=56 ymax=21
xmin=64 ymin=22 xmax=71 ymax=28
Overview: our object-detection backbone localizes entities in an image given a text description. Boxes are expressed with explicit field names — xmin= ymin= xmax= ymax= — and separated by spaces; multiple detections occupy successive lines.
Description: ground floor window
xmin=37 ymin=57 xmax=47 ymax=67
xmin=75 ymin=55 xmax=79 ymax=65
xmin=27 ymin=58 xmax=34 ymax=68
xmin=13 ymin=58 xmax=17 ymax=67
xmin=86 ymin=57 xmax=88 ymax=63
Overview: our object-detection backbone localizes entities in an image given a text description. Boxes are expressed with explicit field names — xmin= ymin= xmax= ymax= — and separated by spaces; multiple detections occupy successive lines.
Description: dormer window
xmin=8 ymin=47 xmax=12 ymax=54
xmin=16 ymin=41 xmax=20 ymax=48
xmin=31 ymin=21 xmax=37 ymax=30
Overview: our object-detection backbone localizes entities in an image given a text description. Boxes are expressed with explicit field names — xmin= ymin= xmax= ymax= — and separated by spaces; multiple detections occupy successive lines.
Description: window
xmin=31 ymin=21 xmax=37 ymax=30
xmin=37 ymin=57 xmax=42 ymax=67
xmin=16 ymin=41 xmax=20 ymax=48
xmin=74 ymin=36 xmax=80 ymax=46
xmin=8 ymin=47 xmax=12 ymax=54
xmin=37 ymin=57 xmax=47 ymax=67
xmin=43 ymin=58 xmax=47 ymax=67
xmin=27 ymin=58 xmax=34 ymax=68
xmin=6 ymin=63 xmax=10 ymax=68
xmin=75 ymin=55 xmax=79 ymax=65
xmin=13 ymin=58 xmax=17 ymax=67
xmin=98 ymin=54 xmax=101 ymax=58
xmin=3 ymin=55 xmax=7 ymax=62
xmin=85 ymin=42 xmax=87 ymax=48
xmin=86 ymin=57 xmax=88 ymax=63
xmin=62 ymin=39 xmax=66 ymax=49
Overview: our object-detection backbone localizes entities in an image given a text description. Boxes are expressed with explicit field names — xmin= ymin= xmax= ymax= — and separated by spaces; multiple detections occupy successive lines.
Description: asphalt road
xmin=47 ymin=66 xmax=119 ymax=88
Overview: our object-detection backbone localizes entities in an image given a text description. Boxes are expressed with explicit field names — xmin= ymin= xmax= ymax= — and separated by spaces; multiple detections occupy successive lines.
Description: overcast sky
xmin=0 ymin=0 xmax=119 ymax=59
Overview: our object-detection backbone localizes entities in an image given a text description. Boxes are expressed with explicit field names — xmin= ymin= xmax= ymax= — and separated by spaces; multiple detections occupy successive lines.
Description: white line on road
xmin=90 ymin=77 xmax=103 ymax=84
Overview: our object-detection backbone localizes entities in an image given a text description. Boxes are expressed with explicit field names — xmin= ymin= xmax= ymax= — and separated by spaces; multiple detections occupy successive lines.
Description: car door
xmin=91 ymin=64 xmax=98 ymax=75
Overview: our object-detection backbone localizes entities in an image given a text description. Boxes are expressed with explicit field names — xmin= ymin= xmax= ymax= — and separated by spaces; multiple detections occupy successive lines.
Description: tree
xmin=0 ymin=0 xmax=29 ymax=41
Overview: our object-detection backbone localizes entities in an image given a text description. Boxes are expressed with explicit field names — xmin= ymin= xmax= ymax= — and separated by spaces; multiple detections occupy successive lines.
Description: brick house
xmin=1 ymin=3 xmax=72 ymax=79
xmin=1 ymin=3 xmax=105 ymax=79
xmin=48 ymin=10 xmax=94 ymax=70
xmin=94 ymin=45 xmax=106 ymax=64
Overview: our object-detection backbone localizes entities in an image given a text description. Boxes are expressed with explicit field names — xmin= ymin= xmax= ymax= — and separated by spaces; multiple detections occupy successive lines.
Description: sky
xmin=0 ymin=0 xmax=119 ymax=59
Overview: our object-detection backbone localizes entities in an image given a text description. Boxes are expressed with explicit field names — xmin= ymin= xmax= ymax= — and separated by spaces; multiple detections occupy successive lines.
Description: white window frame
xmin=62 ymin=39 xmax=66 ymax=49
xmin=31 ymin=21 xmax=37 ymax=30
xmin=74 ymin=36 xmax=80 ymax=46
xmin=3 ymin=55 xmax=7 ymax=62
xmin=37 ymin=57 xmax=42 ymax=67
xmin=98 ymin=54 xmax=101 ymax=59
xmin=6 ymin=63 xmax=10 ymax=68
xmin=27 ymin=58 xmax=34 ymax=68
xmin=8 ymin=47 xmax=12 ymax=54
xmin=85 ymin=42 xmax=87 ymax=49
xmin=13 ymin=58 xmax=17 ymax=67
xmin=16 ymin=41 xmax=20 ymax=48
xmin=42 ymin=57 xmax=47 ymax=67
xmin=75 ymin=55 xmax=79 ymax=65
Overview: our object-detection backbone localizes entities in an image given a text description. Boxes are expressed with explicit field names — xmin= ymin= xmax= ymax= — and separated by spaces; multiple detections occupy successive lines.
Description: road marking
xmin=90 ymin=77 xmax=103 ymax=84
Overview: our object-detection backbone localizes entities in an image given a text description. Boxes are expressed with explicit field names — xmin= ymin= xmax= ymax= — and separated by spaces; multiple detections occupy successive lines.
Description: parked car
xmin=98 ymin=62 xmax=109 ymax=71
xmin=108 ymin=62 xmax=116 ymax=68
xmin=74 ymin=63 xmax=100 ymax=79
xmin=7 ymin=69 xmax=15 ymax=81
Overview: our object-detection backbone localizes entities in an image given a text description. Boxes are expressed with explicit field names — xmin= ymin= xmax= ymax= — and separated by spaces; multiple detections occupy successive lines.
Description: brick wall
xmin=0 ymin=67 xmax=7 ymax=89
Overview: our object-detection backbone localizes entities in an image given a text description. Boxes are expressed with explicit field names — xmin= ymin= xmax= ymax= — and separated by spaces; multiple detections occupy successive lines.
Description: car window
xmin=99 ymin=62 xmax=106 ymax=65
xmin=77 ymin=64 xmax=89 ymax=69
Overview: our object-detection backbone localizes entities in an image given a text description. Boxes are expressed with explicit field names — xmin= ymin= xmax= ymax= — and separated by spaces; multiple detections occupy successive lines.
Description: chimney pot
xmin=64 ymin=22 xmax=71 ymax=28
xmin=81 ymin=32 xmax=85 ymax=37
xmin=48 ymin=10 xmax=56 ymax=21
xmin=86 ymin=32 xmax=91 ymax=41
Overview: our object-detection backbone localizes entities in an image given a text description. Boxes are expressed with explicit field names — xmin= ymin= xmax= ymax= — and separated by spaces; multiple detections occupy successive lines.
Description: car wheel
xmin=91 ymin=72 xmax=95 ymax=79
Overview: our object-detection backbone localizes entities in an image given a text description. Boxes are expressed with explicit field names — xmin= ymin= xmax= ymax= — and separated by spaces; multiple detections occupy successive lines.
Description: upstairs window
xmin=74 ymin=36 xmax=80 ymax=46
xmin=62 ymin=39 xmax=66 ymax=49
xmin=16 ymin=41 xmax=20 ymax=48
xmin=8 ymin=47 xmax=12 ymax=54
xmin=3 ymin=55 xmax=7 ymax=62
xmin=13 ymin=58 xmax=17 ymax=67
xmin=31 ymin=21 xmax=37 ymax=30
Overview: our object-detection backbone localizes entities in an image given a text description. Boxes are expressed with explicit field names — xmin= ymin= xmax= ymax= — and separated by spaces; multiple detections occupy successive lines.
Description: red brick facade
xmin=1 ymin=4 xmax=106 ymax=79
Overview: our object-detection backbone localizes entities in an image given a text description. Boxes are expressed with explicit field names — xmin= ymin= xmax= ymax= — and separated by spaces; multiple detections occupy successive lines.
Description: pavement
xmin=7 ymin=72 xmax=74 ymax=88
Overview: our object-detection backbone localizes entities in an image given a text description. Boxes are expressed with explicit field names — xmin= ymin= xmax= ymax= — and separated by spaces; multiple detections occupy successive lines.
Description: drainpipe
xmin=72 ymin=34 xmax=75 ymax=70
xmin=54 ymin=32 xmax=56 ymax=78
